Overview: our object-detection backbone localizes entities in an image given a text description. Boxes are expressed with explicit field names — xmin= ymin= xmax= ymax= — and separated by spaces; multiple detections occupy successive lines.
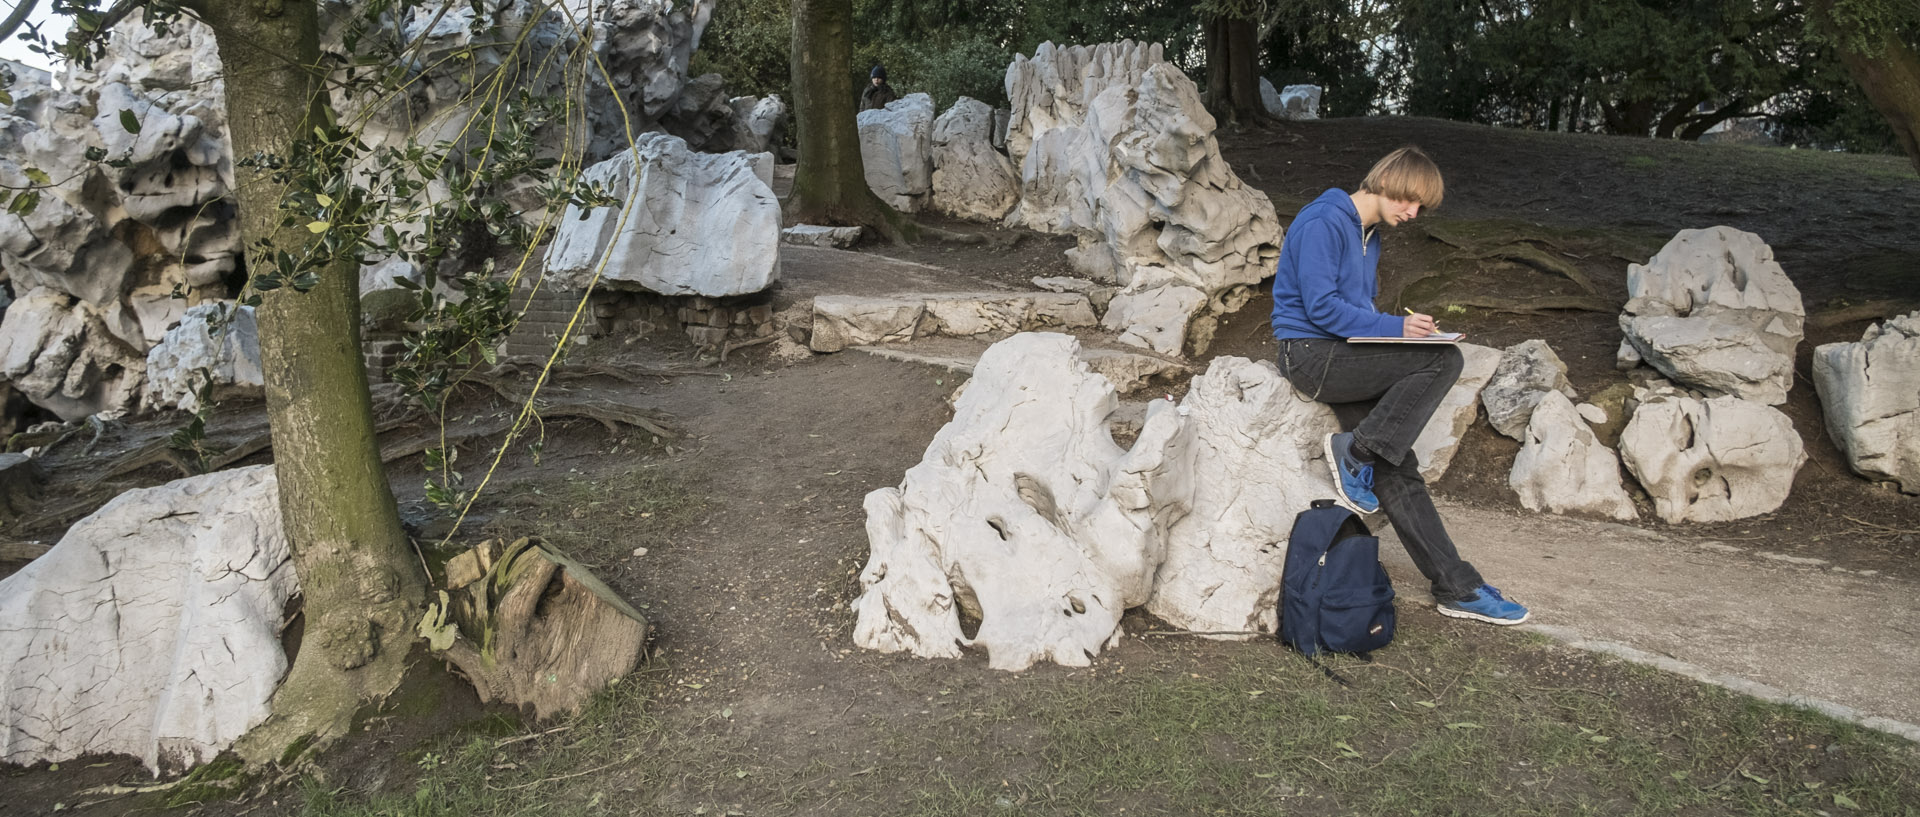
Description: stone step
xmin=810 ymin=291 xmax=1098 ymax=353
xmin=848 ymin=335 xmax=1187 ymax=395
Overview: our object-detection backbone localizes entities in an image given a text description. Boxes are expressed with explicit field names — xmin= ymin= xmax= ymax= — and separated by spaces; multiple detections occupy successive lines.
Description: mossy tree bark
xmin=179 ymin=0 xmax=424 ymax=765
xmin=1812 ymin=0 xmax=1920 ymax=174
xmin=787 ymin=0 xmax=911 ymax=242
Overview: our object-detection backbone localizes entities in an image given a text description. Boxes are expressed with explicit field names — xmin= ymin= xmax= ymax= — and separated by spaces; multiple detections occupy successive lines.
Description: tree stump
xmin=423 ymin=538 xmax=650 ymax=719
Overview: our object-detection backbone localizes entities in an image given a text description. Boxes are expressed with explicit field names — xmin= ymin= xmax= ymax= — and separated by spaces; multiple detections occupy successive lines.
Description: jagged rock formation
xmin=0 ymin=288 xmax=149 ymax=420
xmin=854 ymin=333 xmax=1340 ymax=671
xmin=1616 ymin=227 xmax=1804 ymax=405
xmin=1619 ymin=384 xmax=1806 ymax=523
xmin=0 ymin=20 xmax=234 ymax=420
xmin=858 ymin=93 xmax=936 ymax=213
xmin=144 ymin=303 xmax=263 ymax=412
xmin=1259 ymin=79 xmax=1322 ymax=120
xmin=1812 ymin=312 xmax=1920 ymax=493
xmin=930 ymin=97 xmax=1019 ymax=221
xmin=1509 ymin=391 xmax=1637 ymax=520
xmin=1482 ymin=339 xmax=1578 ymax=440
xmin=1004 ymin=41 xmax=1283 ymax=356
xmin=1 ymin=2 xmax=731 ymax=420
xmin=544 ymin=132 xmax=779 ymax=297
xmin=0 ymin=466 xmax=293 ymax=773
xmin=1412 ymin=342 xmax=1502 ymax=482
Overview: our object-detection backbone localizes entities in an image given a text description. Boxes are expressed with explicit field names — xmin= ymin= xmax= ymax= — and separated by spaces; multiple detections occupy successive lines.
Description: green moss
xmin=165 ymin=756 xmax=248 ymax=807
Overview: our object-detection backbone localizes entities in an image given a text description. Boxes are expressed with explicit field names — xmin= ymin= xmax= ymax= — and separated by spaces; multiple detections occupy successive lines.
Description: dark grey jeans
xmin=1278 ymin=338 xmax=1484 ymax=604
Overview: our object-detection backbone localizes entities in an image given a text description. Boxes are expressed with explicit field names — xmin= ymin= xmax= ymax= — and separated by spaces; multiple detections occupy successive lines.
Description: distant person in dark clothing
xmin=860 ymin=64 xmax=897 ymax=111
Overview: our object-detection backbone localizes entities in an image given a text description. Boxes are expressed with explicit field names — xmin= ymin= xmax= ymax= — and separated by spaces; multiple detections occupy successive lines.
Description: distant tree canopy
xmin=694 ymin=0 xmax=1912 ymax=157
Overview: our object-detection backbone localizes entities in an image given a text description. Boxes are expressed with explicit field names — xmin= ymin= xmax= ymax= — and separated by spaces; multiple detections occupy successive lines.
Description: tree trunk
xmin=1203 ymin=13 xmax=1268 ymax=126
xmin=787 ymin=0 xmax=909 ymax=240
xmin=183 ymin=0 xmax=425 ymax=766
xmin=1817 ymin=5 xmax=1920 ymax=173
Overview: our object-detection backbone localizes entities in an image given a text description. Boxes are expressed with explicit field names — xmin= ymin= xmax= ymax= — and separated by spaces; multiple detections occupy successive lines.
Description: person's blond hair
xmin=1359 ymin=146 xmax=1444 ymax=208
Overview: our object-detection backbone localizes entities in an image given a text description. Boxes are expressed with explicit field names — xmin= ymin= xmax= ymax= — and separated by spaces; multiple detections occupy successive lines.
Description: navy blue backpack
xmin=1279 ymin=500 xmax=1397 ymax=663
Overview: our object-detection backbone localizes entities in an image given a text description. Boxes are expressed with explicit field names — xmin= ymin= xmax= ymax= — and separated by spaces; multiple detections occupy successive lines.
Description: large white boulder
xmin=1509 ymin=392 xmax=1637 ymax=520
xmin=930 ymin=97 xmax=1019 ymax=222
xmin=854 ymin=333 xmax=1346 ymax=670
xmin=857 ymin=93 xmax=936 ymax=212
xmin=1616 ymin=227 xmax=1804 ymax=405
xmin=1619 ymin=385 xmax=1806 ymax=523
xmin=1147 ymin=357 xmax=1341 ymax=635
xmin=854 ymin=333 xmax=1182 ymax=671
xmin=1412 ymin=342 xmax=1502 ymax=482
xmin=1812 ymin=312 xmax=1920 ymax=493
xmin=725 ymin=94 xmax=786 ymax=154
xmin=0 ymin=288 xmax=147 ymax=421
xmin=0 ymin=466 xmax=294 ymax=773
xmin=1482 ymin=339 xmax=1578 ymax=440
xmin=144 ymin=303 xmax=264 ymax=412
xmin=1004 ymin=42 xmax=1282 ymax=354
xmin=544 ymin=132 xmax=779 ymax=297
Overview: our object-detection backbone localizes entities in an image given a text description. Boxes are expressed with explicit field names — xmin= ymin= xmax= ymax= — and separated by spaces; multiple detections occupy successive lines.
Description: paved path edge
xmin=1526 ymin=623 xmax=1920 ymax=745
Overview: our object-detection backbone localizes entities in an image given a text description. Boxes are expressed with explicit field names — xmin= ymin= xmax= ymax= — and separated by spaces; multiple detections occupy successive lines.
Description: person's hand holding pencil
xmin=1402 ymin=307 xmax=1437 ymax=338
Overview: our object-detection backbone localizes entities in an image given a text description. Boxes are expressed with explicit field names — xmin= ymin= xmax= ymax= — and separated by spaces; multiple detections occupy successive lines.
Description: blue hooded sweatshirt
xmin=1269 ymin=189 xmax=1405 ymax=340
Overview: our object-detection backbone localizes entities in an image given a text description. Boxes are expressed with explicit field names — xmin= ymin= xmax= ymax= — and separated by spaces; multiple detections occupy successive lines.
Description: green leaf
xmin=118 ymin=109 xmax=141 ymax=134
xmin=23 ymin=167 xmax=50 ymax=186
xmin=1333 ymin=740 xmax=1361 ymax=758
xmin=1739 ymin=770 xmax=1768 ymax=784
xmin=306 ymin=220 xmax=330 ymax=233
xmin=1333 ymin=715 xmax=1357 ymax=721
xmin=7 ymin=191 xmax=39 ymax=216
xmin=1833 ymin=793 xmax=1861 ymax=810
xmin=84 ymin=146 xmax=106 ymax=162
xmin=0 ymin=90 xmax=13 ymax=107
xmin=315 ymin=193 xmax=334 ymax=207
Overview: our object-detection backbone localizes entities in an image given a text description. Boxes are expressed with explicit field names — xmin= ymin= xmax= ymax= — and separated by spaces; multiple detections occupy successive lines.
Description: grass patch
xmin=286 ymin=618 xmax=1920 ymax=817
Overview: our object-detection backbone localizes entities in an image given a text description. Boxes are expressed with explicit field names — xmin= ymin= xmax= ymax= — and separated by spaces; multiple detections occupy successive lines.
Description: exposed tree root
xmin=457 ymin=372 xmax=676 ymax=439
xmin=1443 ymin=294 xmax=1619 ymax=315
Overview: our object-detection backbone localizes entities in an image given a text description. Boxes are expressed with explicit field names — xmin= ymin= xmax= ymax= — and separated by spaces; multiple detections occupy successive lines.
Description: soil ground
xmin=5 ymin=116 xmax=1920 ymax=815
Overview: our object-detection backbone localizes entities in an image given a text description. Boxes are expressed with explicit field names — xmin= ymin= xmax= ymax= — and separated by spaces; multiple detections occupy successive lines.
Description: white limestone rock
xmin=144 ymin=303 xmax=263 ymax=412
xmin=725 ymin=94 xmax=786 ymax=154
xmin=1259 ymin=79 xmax=1322 ymax=120
xmin=810 ymin=292 xmax=1097 ymax=353
xmin=855 ymin=334 xmax=1347 ymax=669
xmin=1617 ymin=227 xmax=1804 ymax=405
xmin=854 ymin=333 xmax=1183 ymax=670
xmin=1004 ymin=42 xmax=1282 ymax=353
xmin=1812 ymin=312 xmax=1920 ymax=493
xmin=544 ymin=132 xmax=779 ymax=297
xmin=930 ymin=97 xmax=1019 ymax=222
xmin=1510 ymin=392 xmax=1637 ymax=521
xmin=1412 ymin=342 xmax=1502 ymax=482
xmin=1101 ymin=281 xmax=1207 ymax=357
xmin=1146 ymin=357 xmax=1341 ymax=635
xmin=1620 ymin=385 xmax=1806 ymax=523
xmin=0 ymin=288 xmax=147 ymax=421
xmin=0 ymin=466 xmax=293 ymax=773
xmin=782 ymin=224 xmax=864 ymax=249
xmin=857 ymin=93 xmax=936 ymax=212
xmin=1482 ymin=339 xmax=1578 ymax=440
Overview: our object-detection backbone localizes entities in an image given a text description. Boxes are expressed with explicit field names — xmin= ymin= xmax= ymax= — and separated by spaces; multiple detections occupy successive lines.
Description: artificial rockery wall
xmin=0 ymin=0 xmax=792 ymax=434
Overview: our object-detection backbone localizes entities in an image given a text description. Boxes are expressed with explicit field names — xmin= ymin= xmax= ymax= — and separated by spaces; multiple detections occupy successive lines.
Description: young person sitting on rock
xmin=860 ymin=64 xmax=898 ymax=111
xmin=1269 ymin=145 xmax=1529 ymax=625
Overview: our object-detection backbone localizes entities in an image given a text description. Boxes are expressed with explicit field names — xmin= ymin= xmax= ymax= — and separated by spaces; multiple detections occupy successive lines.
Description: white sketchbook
xmin=1346 ymin=332 xmax=1464 ymax=344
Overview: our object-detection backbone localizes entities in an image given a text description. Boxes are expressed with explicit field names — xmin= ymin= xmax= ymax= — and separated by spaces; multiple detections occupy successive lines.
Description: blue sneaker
xmin=1438 ymin=584 xmax=1530 ymax=625
xmin=1323 ymin=432 xmax=1380 ymax=515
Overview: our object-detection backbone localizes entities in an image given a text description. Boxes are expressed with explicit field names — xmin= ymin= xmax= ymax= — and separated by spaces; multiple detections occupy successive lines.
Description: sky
xmin=2 ymin=2 xmax=72 ymax=73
